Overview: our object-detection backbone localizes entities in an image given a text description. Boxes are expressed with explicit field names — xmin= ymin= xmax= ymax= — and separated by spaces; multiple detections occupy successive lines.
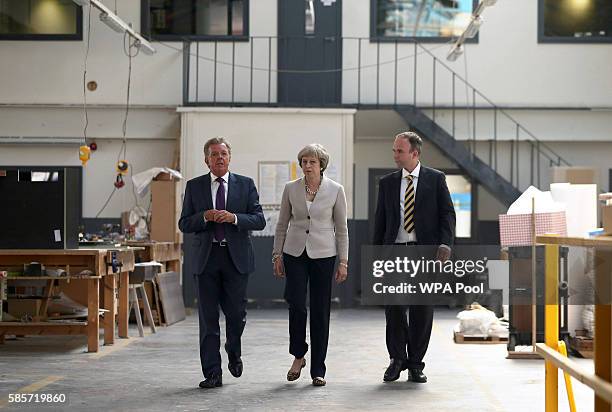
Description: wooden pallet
xmin=570 ymin=335 xmax=593 ymax=359
xmin=454 ymin=331 xmax=508 ymax=344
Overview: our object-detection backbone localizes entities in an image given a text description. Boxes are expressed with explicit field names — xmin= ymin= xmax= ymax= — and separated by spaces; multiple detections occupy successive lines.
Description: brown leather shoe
xmin=312 ymin=377 xmax=326 ymax=386
xmin=286 ymin=358 xmax=306 ymax=381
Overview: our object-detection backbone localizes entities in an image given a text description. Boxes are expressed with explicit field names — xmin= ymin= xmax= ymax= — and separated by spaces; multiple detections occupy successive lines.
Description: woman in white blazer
xmin=272 ymin=143 xmax=349 ymax=387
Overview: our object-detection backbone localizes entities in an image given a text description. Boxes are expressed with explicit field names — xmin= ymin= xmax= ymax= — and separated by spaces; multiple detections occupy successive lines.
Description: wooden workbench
xmin=123 ymin=241 xmax=181 ymax=273
xmin=537 ymin=235 xmax=612 ymax=411
xmin=122 ymin=241 xmax=182 ymax=326
xmin=0 ymin=248 xmax=136 ymax=352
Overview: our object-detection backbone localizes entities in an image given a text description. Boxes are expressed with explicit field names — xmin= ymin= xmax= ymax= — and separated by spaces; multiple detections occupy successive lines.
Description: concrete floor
xmin=0 ymin=308 xmax=595 ymax=411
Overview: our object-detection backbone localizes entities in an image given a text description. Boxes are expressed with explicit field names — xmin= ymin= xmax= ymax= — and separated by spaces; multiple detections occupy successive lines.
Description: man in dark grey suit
xmin=179 ymin=137 xmax=265 ymax=389
xmin=373 ymin=131 xmax=455 ymax=384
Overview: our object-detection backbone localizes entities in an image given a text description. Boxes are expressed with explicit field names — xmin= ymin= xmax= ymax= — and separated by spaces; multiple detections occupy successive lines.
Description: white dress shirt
xmin=395 ymin=162 xmax=420 ymax=243
xmin=204 ymin=171 xmax=238 ymax=228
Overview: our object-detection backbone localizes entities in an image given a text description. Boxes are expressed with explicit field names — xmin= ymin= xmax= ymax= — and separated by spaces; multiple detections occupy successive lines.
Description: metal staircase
xmin=181 ymin=36 xmax=572 ymax=207
xmin=392 ymin=43 xmax=571 ymax=207
xmin=396 ymin=105 xmax=521 ymax=206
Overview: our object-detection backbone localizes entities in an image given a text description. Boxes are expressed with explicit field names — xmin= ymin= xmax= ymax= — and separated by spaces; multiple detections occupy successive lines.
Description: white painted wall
xmin=178 ymin=107 xmax=355 ymax=217
xmin=0 ymin=0 xmax=609 ymax=220
xmin=344 ymin=0 xmax=612 ymax=108
xmin=1 ymin=0 xmax=610 ymax=108
xmin=0 ymin=0 xmax=277 ymax=105
xmin=0 ymin=138 xmax=176 ymax=217
xmin=353 ymin=136 xmax=459 ymax=219
xmin=353 ymin=126 xmax=612 ymax=221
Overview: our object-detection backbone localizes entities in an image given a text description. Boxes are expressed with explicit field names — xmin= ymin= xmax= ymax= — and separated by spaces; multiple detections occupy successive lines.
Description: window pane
xmin=196 ymin=0 xmax=227 ymax=36
xmin=0 ymin=0 xmax=77 ymax=35
xmin=446 ymin=175 xmax=471 ymax=238
xmin=376 ymin=0 xmax=473 ymax=38
xmin=231 ymin=0 xmax=243 ymax=35
xmin=543 ymin=0 xmax=611 ymax=39
xmin=148 ymin=0 xmax=245 ymax=37
xmin=305 ymin=0 xmax=315 ymax=34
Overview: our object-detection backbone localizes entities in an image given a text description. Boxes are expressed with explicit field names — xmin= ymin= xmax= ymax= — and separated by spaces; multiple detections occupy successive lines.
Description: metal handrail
xmin=180 ymin=35 xmax=571 ymax=190
xmin=415 ymin=42 xmax=570 ymax=167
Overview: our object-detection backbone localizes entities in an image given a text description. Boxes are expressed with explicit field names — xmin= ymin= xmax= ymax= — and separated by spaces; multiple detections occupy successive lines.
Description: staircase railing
xmin=181 ymin=36 xmax=571 ymax=192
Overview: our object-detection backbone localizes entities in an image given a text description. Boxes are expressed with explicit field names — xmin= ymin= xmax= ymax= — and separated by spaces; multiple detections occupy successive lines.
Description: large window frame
xmin=441 ymin=169 xmax=476 ymax=243
xmin=538 ymin=0 xmax=612 ymax=44
xmin=0 ymin=1 xmax=82 ymax=41
xmin=370 ymin=0 xmax=479 ymax=43
xmin=141 ymin=0 xmax=249 ymax=42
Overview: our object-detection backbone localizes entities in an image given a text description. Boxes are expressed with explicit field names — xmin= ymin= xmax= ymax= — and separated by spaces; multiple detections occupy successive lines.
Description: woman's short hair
xmin=297 ymin=143 xmax=330 ymax=175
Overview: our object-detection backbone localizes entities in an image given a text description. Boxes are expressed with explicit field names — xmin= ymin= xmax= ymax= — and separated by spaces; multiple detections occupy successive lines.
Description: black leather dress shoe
xmin=228 ymin=358 xmax=243 ymax=378
xmin=408 ymin=369 xmax=427 ymax=383
xmin=383 ymin=359 xmax=407 ymax=382
xmin=199 ymin=375 xmax=223 ymax=388
xmin=225 ymin=343 xmax=243 ymax=378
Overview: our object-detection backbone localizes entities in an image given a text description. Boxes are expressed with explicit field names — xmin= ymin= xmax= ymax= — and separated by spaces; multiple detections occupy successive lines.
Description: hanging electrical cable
xmin=153 ymin=37 xmax=454 ymax=75
xmin=118 ymin=32 xmax=141 ymax=210
xmin=79 ymin=4 xmax=93 ymax=166
xmin=95 ymin=34 xmax=139 ymax=218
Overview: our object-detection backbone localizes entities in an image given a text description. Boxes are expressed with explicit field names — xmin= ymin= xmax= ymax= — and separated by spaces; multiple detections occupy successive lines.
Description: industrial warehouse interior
xmin=1 ymin=0 xmax=611 ymax=411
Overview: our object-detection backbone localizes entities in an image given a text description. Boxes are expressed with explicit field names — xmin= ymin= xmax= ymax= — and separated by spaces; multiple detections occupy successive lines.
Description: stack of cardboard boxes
xmin=150 ymin=172 xmax=182 ymax=243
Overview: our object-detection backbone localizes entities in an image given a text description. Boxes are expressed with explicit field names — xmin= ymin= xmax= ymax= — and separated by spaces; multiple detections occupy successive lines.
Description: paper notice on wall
xmin=550 ymin=183 xmax=598 ymax=237
xmin=252 ymin=209 xmax=280 ymax=237
xmin=258 ymin=162 xmax=290 ymax=205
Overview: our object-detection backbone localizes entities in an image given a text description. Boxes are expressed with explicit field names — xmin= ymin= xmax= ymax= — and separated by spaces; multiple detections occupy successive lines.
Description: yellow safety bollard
xmin=558 ymin=340 xmax=577 ymax=412
xmin=545 ymin=244 xmax=559 ymax=412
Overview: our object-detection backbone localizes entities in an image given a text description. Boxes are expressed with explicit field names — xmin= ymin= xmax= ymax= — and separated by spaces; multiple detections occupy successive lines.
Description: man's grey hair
xmin=297 ymin=143 xmax=330 ymax=175
xmin=396 ymin=131 xmax=422 ymax=155
xmin=203 ymin=137 xmax=232 ymax=158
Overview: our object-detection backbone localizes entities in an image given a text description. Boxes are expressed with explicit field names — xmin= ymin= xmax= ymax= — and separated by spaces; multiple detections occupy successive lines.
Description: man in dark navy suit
xmin=179 ymin=137 xmax=265 ymax=389
xmin=373 ymin=131 xmax=455 ymax=384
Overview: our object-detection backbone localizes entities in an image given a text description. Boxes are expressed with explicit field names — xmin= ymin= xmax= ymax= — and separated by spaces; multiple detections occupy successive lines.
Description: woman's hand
xmin=273 ymin=257 xmax=285 ymax=278
xmin=335 ymin=261 xmax=348 ymax=283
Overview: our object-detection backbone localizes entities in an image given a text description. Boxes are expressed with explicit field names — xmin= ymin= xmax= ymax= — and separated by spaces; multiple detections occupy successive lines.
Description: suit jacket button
xmin=306 ymin=230 xmax=309 ymax=234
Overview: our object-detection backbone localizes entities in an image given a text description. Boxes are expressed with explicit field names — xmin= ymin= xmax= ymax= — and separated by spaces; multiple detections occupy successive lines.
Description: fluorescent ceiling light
xmin=474 ymin=0 xmax=496 ymax=17
xmin=447 ymin=0 xmax=495 ymax=61
xmin=136 ymin=40 xmax=155 ymax=56
xmin=89 ymin=0 xmax=156 ymax=55
xmin=447 ymin=44 xmax=463 ymax=62
xmin=99 ymin=12 xmax=125 ymax=33
xmin=464 ymin=16 xmax=482 ymax=38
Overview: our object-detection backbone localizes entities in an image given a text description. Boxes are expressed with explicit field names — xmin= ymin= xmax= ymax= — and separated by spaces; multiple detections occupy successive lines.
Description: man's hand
xmin=204 ymin=210 xmax=235 ymax=223
xmin=216 ymin=210 xmax=236 ymax=223
xmin=436 ymin=246 xmax=451 ymax=262
xmin=204 ymin=209 xmax=219 ymax=222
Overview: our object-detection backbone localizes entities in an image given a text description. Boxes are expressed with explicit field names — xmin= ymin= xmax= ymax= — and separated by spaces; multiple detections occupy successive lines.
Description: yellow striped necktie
xmin=403 ymin=175 xmax=415 ymax=233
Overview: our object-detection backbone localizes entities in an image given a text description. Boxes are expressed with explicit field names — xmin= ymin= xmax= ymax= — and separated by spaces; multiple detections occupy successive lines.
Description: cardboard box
xmin=551 ymin=167 xmax=598 ymax=185
xmin=499 ymin=211 xmax=567 ymax=247
xmin=603 ymin=204 xmax=612 ymax=234
xmin=8 ymin=299 xmax=42 ymax=319
xmin=150 ymin=173 xmax=182 ymax=242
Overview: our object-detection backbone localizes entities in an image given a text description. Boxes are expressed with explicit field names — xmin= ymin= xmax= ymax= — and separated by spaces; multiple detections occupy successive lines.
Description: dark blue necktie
xmin=215 ymin=177 xmax=226 ymax=242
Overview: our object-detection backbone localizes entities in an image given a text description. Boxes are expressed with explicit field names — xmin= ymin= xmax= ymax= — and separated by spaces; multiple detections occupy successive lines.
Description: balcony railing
xmin=182 ymin=36 xmax=571 ymax=192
